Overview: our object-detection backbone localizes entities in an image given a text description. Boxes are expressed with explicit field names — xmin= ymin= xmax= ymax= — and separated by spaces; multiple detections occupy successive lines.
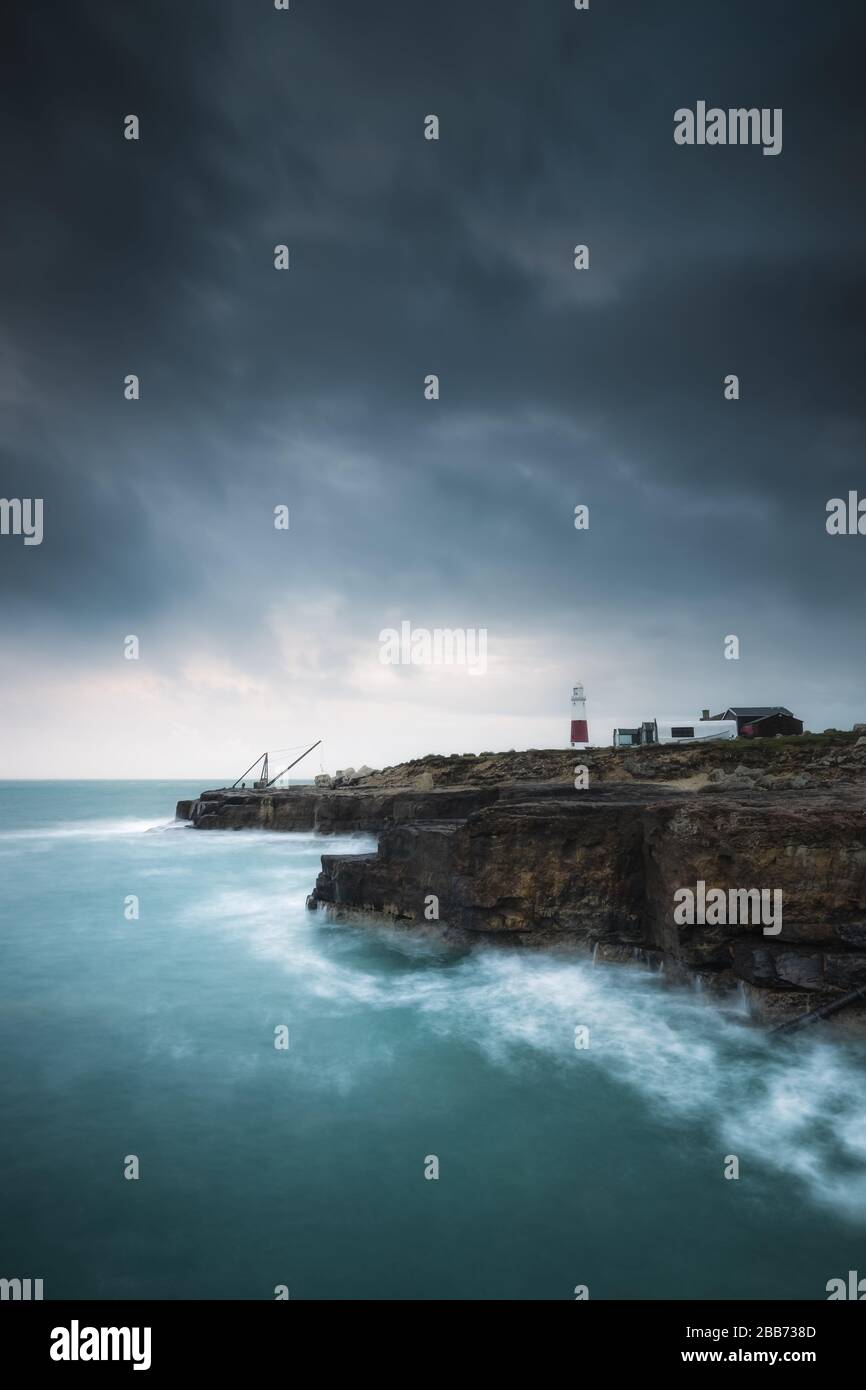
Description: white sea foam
xmin=0 ymin=817 xmax=168 ymax=841
xmin=0 ymin=817 xmax=371 ymax=844
xmin=186 ymin=874 xmax=866 ymax=1216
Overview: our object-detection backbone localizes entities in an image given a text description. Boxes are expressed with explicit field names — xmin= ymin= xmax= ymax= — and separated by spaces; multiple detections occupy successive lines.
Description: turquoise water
xmin=1 ymin=781 xmax=865 ymax=1301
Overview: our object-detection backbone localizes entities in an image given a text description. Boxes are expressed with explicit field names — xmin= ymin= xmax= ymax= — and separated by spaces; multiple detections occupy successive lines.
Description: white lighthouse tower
xmin=570 ymin=683 xmax=589 ymax=747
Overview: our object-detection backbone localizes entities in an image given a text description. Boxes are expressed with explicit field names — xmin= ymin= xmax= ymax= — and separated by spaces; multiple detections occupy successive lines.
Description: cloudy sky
xmin=2 ymin=0 xmax=864 ymax=778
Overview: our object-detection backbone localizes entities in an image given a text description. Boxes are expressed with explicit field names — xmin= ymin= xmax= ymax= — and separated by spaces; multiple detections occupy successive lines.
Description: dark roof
xmin=713 ymin=707 xmax=794 ymax=720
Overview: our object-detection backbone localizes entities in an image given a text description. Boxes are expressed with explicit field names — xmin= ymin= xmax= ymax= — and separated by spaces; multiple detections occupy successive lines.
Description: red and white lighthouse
xmin=570 ymin=683 xmax=589 ymax=747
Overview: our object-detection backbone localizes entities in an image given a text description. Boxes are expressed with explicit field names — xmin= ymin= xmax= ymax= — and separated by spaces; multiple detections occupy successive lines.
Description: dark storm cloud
xmin=1 ymin=0 xmax=864 ymax=676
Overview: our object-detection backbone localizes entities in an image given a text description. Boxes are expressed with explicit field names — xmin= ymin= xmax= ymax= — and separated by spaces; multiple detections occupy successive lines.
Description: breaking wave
xmin=0 ymin=817 xmax=171 ymax=841
xmin=191 ymin=875 xmax=866 ymax=1218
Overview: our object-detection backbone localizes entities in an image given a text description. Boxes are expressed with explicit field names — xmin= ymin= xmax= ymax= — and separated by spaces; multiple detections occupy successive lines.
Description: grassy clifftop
xmin=355 ymin=733 xmax=865 ymax=790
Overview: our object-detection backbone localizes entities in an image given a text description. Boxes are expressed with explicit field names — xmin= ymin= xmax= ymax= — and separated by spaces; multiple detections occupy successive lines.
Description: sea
xmin=1 ymin=780 xmax=865 ymax=1300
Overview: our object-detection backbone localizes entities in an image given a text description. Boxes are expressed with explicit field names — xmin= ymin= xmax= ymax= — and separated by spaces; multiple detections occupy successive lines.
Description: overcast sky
xmin=2 ymin=0 xmax=864 ymax=778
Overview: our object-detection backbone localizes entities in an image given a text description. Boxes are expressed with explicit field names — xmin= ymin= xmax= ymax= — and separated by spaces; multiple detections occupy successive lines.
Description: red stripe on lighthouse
xmin=571 ymin=720 xmax=588 ymax=743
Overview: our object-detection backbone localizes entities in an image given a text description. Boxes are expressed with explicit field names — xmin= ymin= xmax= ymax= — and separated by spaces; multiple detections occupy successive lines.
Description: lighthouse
xmin=570 ymin=683 xmax=589 ymax=747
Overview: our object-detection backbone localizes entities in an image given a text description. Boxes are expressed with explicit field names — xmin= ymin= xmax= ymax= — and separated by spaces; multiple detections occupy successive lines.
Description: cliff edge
xmin=177 ymin=734 xmax=866 ymax=1028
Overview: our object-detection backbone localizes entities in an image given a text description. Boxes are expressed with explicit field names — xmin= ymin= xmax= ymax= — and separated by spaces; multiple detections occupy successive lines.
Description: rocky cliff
xmin=177 ymin=735 xmax=866 ymax=1027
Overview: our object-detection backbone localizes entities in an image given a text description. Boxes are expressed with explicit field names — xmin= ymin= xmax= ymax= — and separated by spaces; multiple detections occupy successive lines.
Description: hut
xmin=706 ymin=707 xmax=803 ymax=738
